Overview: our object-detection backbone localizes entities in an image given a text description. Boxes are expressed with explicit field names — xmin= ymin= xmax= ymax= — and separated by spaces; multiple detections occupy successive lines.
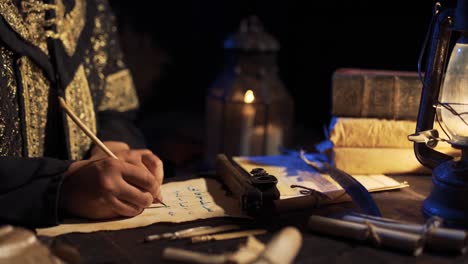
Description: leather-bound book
xmin=331 ymin=68 xmax=422 ymax=120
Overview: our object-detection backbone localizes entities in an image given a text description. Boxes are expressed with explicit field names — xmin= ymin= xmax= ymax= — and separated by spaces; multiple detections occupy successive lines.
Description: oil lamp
xmin=409 ymin=0 xmax=468 ymax=227
xmin=204 ymin=16 xmax=294 ymax=167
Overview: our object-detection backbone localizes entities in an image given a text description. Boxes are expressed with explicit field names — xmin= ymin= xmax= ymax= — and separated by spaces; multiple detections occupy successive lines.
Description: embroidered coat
xmin=0 ymin=0 xmax=144 ymax=227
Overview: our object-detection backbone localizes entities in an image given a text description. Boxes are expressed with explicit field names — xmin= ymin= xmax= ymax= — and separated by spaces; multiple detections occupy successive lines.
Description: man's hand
xmin=90 ymin=141 xmax=164 ymax=203
xmin=60 ymin=158 xmax=159 ymax=219
xmin=90 ymin=141 xmax=130 ymax=159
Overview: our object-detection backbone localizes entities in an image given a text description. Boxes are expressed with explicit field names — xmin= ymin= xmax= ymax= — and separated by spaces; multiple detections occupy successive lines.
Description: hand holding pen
xmin=58 ymin=96 xmax=166 ymax=220
xmin=89 ymin=141 xmax=165 ymax=205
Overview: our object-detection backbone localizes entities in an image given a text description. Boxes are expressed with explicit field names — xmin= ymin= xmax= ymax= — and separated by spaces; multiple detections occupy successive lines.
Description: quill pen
xmin=299 ymin=150 xmax=381 ymax=216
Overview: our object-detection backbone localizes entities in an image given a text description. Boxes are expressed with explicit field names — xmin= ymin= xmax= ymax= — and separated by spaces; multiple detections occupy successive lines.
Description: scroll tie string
xmin=420 ymin=216 xmax=443 ymax=247
xmin=364 ymin=220 xmax=382 ymax=246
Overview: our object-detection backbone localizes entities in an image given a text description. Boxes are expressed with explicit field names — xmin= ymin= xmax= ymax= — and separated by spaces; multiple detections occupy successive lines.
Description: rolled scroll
xmin=252 ymin=227 xmax=302 ymax=264
xmin=343 ymin=214 xmax=468 ymax=254
xmin=307 ymin=215 xmax=424 ymax=256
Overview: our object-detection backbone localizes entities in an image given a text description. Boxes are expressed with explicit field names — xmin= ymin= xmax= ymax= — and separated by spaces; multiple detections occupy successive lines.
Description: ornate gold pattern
xmin=0 ymin=47 xmax=22 ymax=157
xmin=19 ymin=56 xmax=50 ymax=157
xmin=65 ymin=65 xmax=96 ymax=160
xmin=99 ymin=69 xmax=139 ymax=112
xmin=0 ymin=0 xmax=86 ymax=56
xmin=22 ymin=0 xmax=50 ymax=53
xmin=49 ymin=0 xmax=86 ymax=56
xmin=81 ymin=7 xmax=109 ymax=99
xmin=0 ymin=123 xmax=4 ymax=150
xmin=91 ymin=13 xmax=108 ymax=82
xmin=0 ymin=0 xmax=51 ymax=53
xmin=5 ymin=0 xmax=51 ymax=157
xmin=0 ymin=0 xmax=31 ymax=41
xmin=89 ymin=1 xmax=139 ymax=112
xmin=0 ymin=0 xmax=135 ymax=159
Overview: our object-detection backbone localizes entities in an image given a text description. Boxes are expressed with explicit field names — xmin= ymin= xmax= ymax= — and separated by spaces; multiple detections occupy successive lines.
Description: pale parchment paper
xmin=37 ymin=178 xmax=247 ymax=237
xmin=232 ymin=156 xmax=408 ymax=200
xmin=328 ymin=117 xmax=460 ymax=175
xmin=329 ymin=117 xmax=456 ymax=149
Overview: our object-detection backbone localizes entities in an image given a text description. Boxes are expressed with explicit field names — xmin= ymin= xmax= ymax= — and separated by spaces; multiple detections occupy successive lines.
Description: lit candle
xmin=252 ymin=124 xmax=283 ymax=155
xmin=265 ymin=124 xmax=283 ymax=155
xmin=240 ymin=90 xmax=256 ymax=156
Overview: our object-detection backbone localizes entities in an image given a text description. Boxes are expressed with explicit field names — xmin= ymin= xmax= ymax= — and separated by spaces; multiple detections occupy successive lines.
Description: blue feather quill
xmin=299 ymin=150 xmax=382 ymax=217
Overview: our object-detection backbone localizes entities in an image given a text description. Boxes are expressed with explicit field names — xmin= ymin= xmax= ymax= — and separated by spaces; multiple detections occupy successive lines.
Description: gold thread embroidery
xmin=22 ymin=0 xmax=49 ymax=53
xmin=52 ymin=0 xmax=86 ymax=56
xmin=0 ymin=0 xmax=86 ymax=56
xmin=0 ymin=122 xmax=4 ymax=156
xmin=0 ymin=47 xmax=22 ymax=157
xmin=0 ymin=124 xmax=4 ymax=148
xmin=90 ymin=2 xmax=139 ymax=112
xmin=82 ymin=8 xmax=109 ymax=99
xmin=0 ymin=0 xmax=31 ymax=41
xmin=0 ymin=1 xmax=94 ymax=159
xmin=14 ymin=0 xmax=51 ymax=157
xmin=92 ymin=13 xmax=107 ymax=82
xmin=19 ymin=56 xmax=50 ymax=157
xmin=99 ymin=69 xmax=139 ymax=112
xmin=65 ymin=65 xmax=96 ymax=160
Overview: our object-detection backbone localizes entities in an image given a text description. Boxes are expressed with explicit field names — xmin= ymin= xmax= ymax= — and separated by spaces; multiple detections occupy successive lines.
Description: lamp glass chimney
xmin=438 ymin=36 xmax=468 ymax=145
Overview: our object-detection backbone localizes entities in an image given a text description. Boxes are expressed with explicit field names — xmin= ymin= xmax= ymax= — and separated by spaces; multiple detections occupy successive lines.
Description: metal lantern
xmin=204 ymin=16 xmax=294 ymax=167
xmin=409 ymin=0 xmax=468 ymax=228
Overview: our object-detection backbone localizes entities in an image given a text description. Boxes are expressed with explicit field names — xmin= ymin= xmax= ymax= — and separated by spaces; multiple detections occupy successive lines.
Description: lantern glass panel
xmin=204 ymin=66 xmax=293 ymax=162
xmin=439 ymin=37 xmax=468 ymax=143
xmin=203 ymin=16 xmax=294 ymax=167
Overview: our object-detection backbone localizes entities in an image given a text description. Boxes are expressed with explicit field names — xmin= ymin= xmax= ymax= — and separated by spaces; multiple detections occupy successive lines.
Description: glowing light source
xmin=244 ymin=90 xmax=255 ymax=104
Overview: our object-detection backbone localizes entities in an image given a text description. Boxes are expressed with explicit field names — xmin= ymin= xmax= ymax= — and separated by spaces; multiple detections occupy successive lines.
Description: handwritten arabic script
xmin=167 ymin=185 xmax=214 ymax=217
xmin=37 ymin=178 xmax=247 ymax=237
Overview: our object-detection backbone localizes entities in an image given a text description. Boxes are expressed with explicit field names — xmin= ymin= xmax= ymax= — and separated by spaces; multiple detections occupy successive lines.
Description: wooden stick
xmin=58 ymin=96 xmax=118 ymax=159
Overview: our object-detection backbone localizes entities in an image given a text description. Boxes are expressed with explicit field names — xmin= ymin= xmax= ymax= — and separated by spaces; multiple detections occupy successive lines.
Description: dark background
xmin=107 ymin=0 xmax=452 ymax=170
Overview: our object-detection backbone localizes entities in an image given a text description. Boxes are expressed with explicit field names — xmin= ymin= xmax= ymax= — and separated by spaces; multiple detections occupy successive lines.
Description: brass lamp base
xmin=423 ymin=156 xmax=468 ymax=228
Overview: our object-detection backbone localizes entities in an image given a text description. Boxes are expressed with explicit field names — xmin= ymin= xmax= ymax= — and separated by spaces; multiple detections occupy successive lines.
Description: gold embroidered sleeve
xmin=98 ymin=69 xmax=139 ymax=112
xmin=0 ymin=47 xmax=22 ymax=157
xmin=93 ymin=0 xmax=139 ymax=112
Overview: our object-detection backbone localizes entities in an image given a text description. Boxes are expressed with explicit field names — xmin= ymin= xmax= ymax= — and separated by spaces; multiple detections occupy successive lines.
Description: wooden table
xmin=42 ymin=174 xmax=468 ymax=264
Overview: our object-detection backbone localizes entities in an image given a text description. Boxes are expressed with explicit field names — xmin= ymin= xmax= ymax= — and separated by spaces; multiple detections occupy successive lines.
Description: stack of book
xmin=326 ymin=68 xmax=459 ymax=175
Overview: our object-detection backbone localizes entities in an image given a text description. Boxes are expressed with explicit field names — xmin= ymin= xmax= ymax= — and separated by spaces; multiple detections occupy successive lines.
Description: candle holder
xmin=204 ymin=16 xmax=294 ymax=167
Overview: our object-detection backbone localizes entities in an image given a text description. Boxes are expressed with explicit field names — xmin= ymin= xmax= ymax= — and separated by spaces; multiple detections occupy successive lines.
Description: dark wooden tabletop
xmin=42 ymin=174 xmax=468 ymax=264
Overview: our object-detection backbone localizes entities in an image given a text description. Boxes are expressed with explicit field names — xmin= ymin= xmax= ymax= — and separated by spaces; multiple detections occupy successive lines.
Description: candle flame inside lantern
xmin=244 ymin=90 xmax=255 ymax=104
